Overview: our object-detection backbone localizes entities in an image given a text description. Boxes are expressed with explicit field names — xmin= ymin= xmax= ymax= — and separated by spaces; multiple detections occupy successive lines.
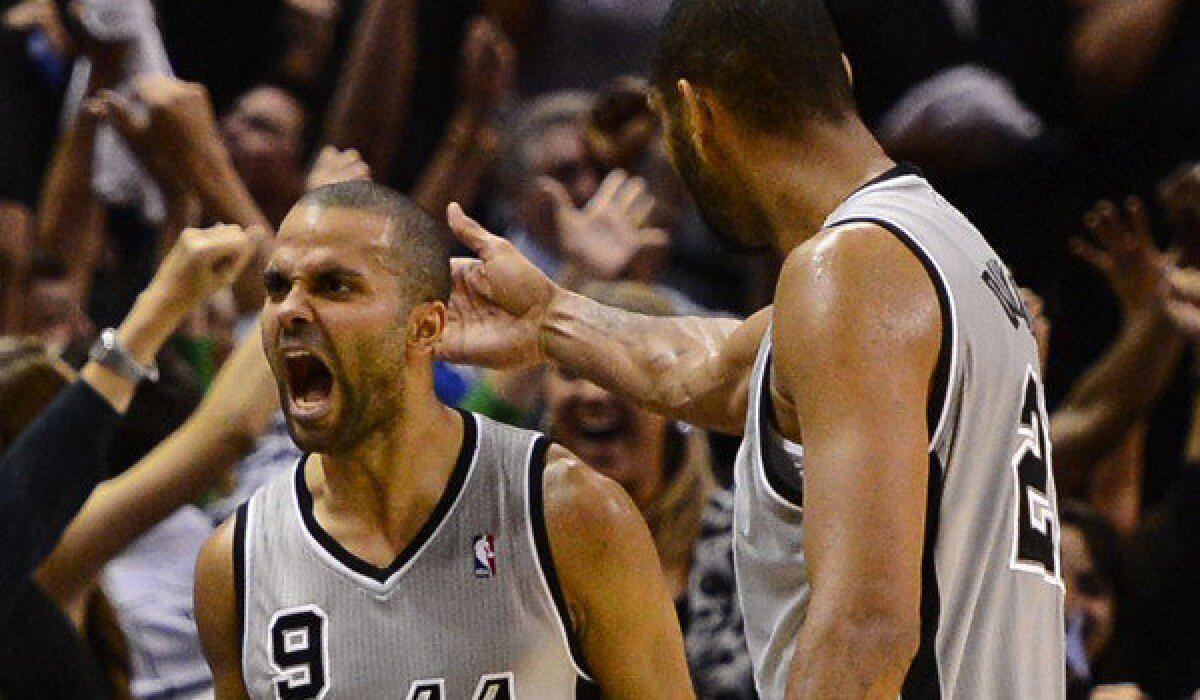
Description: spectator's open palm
xmin=1074 ymin=196 xmax=1171 ymax=319
xmin=439 ymin=203 xmax=557 ymax=369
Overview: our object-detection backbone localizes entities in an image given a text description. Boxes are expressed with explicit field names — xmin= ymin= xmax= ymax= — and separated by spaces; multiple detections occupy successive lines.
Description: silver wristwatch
xmin=88 ymin=327 xmax=160 ymax=383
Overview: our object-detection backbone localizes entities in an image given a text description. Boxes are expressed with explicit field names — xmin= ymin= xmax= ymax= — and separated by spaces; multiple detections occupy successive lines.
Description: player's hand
xmin=305 ymin=146 xmax=371 ymax=191
xmin=439 ymin=203 xmax=557 ymax=368
xmin=149 ymin=224 xmax=260 ymax=318
xmin=1074 ymin=196 xmax=1172 ymax=320
xmin=544 ymin=169 xmax=668 ymax=280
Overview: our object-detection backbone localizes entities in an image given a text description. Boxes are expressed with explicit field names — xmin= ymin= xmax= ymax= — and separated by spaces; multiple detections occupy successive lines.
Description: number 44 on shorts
xmin=406 ymin=672 xmax=515 ymax=700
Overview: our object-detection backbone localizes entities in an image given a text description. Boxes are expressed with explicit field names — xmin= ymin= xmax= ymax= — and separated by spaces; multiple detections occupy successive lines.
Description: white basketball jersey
xmin=235 ymin=411 xmax=590 ymax=698
xmin=732 ymin=165 xmax=1065 ymax=699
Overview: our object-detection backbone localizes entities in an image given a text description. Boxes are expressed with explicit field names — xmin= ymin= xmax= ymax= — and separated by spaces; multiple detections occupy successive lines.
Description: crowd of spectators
xmin=0 ymin=0 xmax=1198 ymax=698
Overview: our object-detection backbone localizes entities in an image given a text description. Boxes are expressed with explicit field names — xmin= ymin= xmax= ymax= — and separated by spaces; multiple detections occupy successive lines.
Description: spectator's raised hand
xmin=543 ymin=169 xmax=669 ymax=281
xmin=91 ymin=76 xmax=223 ymax=196
xmin=1089 ymin=683 xmax=1149 ymax=700
xmin=1074 ymin=196 xmax=1171 ymax=320
xmin=305 ymin=146 xmax=370 ymax=191
xmin=1158 ymin=162 xmax=1200 ymax=261
xmin=149 ymin=224 xmax=260 ymax=315
xmin=1020 ymin=287 xmax=1051 ymax=371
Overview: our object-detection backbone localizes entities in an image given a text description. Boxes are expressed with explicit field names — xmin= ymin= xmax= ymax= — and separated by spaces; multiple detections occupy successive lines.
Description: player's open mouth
xmin=284 ymin=349 xmax=335 ymax=419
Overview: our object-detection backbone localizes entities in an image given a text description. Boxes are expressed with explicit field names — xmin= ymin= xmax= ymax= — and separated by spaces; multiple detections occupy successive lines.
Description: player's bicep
xmin=543 ymin=447 xmax=694 ymax=699
xmin=774 ymin=227 xmax=941 ymax=607
xmin=195 ymin=519 xmax=251 ymax=700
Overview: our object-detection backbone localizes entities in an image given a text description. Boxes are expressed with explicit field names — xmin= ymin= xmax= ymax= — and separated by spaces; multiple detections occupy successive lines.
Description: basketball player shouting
xmin=439 ymin=1 xmax=1064 ymax=698
xmin=194 ymin=182 xmax=693 ymax=698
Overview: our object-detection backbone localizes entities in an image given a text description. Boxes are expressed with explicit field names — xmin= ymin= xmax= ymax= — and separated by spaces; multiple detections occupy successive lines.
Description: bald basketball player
xmin=439 ymin=1 xmax=1064 ymax=698
xmin=194 ymin=182 xmax=692 ymax=699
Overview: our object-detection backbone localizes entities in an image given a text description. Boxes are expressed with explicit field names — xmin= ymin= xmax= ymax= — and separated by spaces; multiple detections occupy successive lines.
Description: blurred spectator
xmin=1061 ymin=501 xmax=1138 ymax=699
xmin=541 ymin=281 xmax=755 ymax=699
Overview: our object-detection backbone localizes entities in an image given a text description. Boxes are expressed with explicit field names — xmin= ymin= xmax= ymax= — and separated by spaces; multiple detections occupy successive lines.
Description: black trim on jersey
xmin=850 ymin=162 xmax=924 ymax=196
xmin=828 ymin=216 xmax=953 ymax=440
xmin=758 ymin=354 xmax=804 ymax=507
xmin=292 ymin=409 xmax=478 ymax=584
xmin=233 ymin=501 xmax=248 ymax=656
xmin=527 ymin=435 xmax=593 ymax=680
xmin=902 ymin=454 xmax=945 ymax=698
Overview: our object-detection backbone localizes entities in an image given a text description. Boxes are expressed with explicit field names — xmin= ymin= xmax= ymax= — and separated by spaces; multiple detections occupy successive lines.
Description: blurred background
xmin=1 ymin=0 xmax=1198 ymax=698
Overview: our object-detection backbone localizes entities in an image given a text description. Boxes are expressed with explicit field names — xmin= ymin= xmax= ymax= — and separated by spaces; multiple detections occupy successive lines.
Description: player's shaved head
xmin=652 ymin=0 xmax=854 ymax=134
xmin=297 ymin=181 xmax=453 ymax=303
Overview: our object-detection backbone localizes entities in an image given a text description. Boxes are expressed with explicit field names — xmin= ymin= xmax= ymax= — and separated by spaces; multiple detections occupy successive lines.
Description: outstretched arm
xmin=776 ymin=224 xmax=939 ymax=698
xmin=544 ymin=444 xmax=694 ymax=698
xmin=440 ymin=204 xmax=766 ymax=434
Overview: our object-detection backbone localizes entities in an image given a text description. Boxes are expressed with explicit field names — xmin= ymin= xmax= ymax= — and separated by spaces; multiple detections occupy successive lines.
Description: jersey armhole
xmin=232 ymin=500 xmax=249 ymax=678
xmin=525 ymin=435 xmax=595 ymax=683
xmin=829 ymin=216 xmax=958 ymax=456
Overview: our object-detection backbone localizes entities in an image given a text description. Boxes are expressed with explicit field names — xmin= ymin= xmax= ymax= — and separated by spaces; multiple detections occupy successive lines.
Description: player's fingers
xmin=447 ymin=202 xmax=503 ymax=258
xmin=589 ymin=169 xmax=627 ymax=212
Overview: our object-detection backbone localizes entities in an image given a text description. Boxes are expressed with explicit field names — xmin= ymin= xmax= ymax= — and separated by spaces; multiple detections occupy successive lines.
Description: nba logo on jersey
xmin=473 ymin=534 xmax=496 ymax=578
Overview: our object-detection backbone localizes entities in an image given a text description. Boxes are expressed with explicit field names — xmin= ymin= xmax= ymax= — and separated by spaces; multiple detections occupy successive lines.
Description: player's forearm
xmin=541 ymin=289 xmax=741 ymax=428
xmin=1051 ymin=312 xmax=1182 ymax=493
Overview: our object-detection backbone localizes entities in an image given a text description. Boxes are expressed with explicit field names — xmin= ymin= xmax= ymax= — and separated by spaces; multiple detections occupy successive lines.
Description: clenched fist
xmin=150 ymin=224 xmax=261 ymax=317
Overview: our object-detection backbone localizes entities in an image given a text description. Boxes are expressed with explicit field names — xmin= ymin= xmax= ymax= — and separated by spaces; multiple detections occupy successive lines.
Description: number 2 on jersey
xmin=1009 ymin=367 xmax=1061 ymax=585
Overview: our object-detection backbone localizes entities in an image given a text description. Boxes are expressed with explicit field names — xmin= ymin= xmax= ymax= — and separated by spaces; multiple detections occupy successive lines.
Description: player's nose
xmin=272 ymin=285 xmax=316 ymax=332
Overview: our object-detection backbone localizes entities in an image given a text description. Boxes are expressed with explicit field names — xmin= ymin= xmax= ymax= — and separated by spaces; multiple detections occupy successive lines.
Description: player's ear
xmin=842 ymin=53 xmax=854 ymax=88
xmin=407 ymin=300 xmax=445 ymax=351
xmin=676 ymin=78 xmax=716 ymax=161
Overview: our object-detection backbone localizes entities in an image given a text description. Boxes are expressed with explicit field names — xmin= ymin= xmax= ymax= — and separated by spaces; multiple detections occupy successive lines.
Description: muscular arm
xmin=544 ymin=444 xmax=694 ymax=698
xmin=542 ymin=294 xmax=768 ymax=434
xmin=442 ymin=205 xmax=767 ymax=434
xmin=196 ymin=519 xmax=252 ymax=700
xmin=35 ymin=328 xmax=277 ymax=616
xmin=775 ymin=225 xmax=939 ymax=698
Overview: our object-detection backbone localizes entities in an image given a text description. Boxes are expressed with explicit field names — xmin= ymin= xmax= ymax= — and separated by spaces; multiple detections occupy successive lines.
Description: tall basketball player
xmin=193 ymin=182 xmax=693 ymax=698
xmin=438 ymin=1 xmax=1065 ymax=698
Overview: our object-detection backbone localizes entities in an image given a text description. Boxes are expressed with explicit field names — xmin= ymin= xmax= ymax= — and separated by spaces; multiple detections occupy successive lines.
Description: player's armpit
xmin=541 ymin=444 xmax=695 ymax=699
xmin=771 ymin=224 xmax=943 ymax=699
xmin=195 ymin=519 xmax=252 ymax=700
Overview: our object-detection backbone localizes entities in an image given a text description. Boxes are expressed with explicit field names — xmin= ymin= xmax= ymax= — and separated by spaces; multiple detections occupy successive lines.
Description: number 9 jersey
xmin=234 ymin=411 xmax=590 ymax=699
xmin=732 ymin=166 xmax=1065 ymax=699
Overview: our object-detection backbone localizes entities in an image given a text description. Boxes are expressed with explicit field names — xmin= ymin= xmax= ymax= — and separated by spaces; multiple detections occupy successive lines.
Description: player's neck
xmin=316 ymin=390 xmax=465 ymax=554
xmin=744 ymin=117 xmax=894 ymax=253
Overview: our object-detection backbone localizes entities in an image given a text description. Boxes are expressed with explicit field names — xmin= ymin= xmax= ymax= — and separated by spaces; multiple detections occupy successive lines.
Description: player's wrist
xmin=538 ymin=284 xmax=577 ymax=361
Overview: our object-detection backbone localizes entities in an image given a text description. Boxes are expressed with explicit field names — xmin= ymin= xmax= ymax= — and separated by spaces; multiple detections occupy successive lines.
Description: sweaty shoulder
xmin=541 ymin=444 xmax=645 ymax=562
xmin=772 ymin=222 xmax=943 ymax=404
